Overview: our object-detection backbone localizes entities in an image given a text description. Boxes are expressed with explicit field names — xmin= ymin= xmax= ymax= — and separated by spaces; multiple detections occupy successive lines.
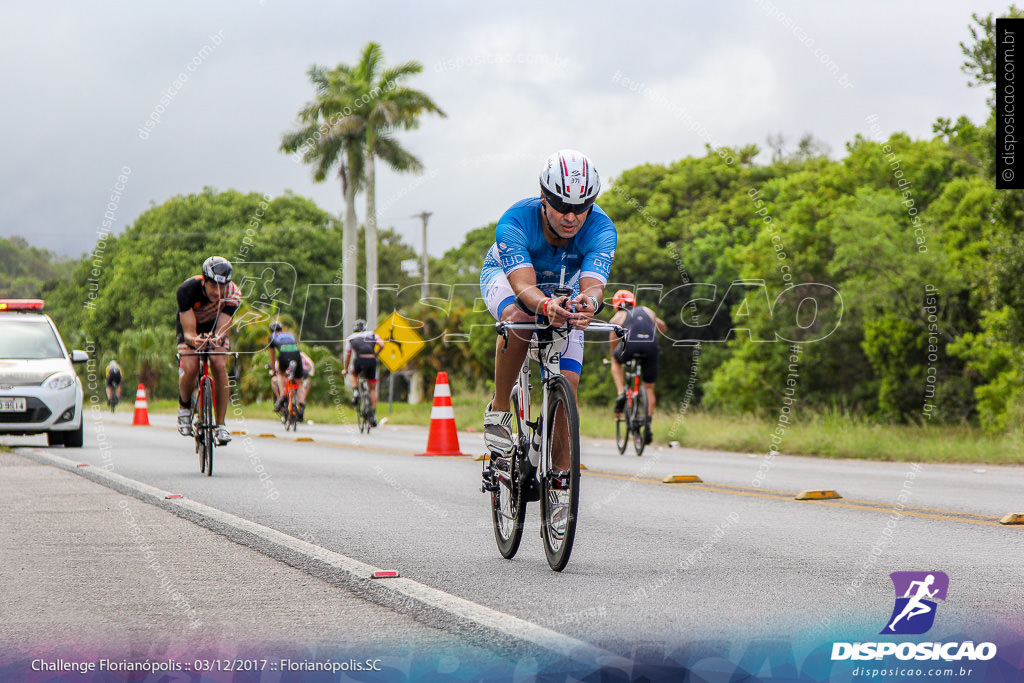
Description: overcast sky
xmin=0 ymin=1 xmax=1007 ymax=260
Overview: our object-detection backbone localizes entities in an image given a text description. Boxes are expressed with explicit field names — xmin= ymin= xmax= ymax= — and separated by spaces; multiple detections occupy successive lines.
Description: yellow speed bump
xmin=662 ymin=475 xmax=703 ymax=484
xmin=259 ymin=433 xmax=276 ymax=438
xmin=795 ymin=489 xmax=842 ymax=500
xmin=296 ymin=437 xmax=313 ymax=442
xmin=999 ymin=513 xmax=1024 ymax=525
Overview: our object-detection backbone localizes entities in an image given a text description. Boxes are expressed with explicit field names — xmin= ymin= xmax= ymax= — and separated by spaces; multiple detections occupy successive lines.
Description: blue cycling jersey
xmin=480 ymin=197 xmax=617 ymax=298
xmin=270 ymin=331 xmax=300 ymax=353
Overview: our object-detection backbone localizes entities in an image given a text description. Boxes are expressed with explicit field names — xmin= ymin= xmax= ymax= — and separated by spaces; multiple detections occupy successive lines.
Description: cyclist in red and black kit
xmin=176 ymin=256 xmax=242 ymax=445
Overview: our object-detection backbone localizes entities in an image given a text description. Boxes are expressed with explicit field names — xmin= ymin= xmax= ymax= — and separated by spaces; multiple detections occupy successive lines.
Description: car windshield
xmin=0 ymin=320 xmax=65 ymax=359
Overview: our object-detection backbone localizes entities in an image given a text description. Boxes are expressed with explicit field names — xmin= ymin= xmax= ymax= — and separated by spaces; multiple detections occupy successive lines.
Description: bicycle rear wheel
xmin=359 ymin=382 xmax=373 ymax=434
xmin=201 ymin=377 xmax=214 ymax=476
xmin=491 ymin=386 xmax=527 ymax=559
xmin=632 ymin=386 xmax=648 ymax=456
xmin=540 ymin=374 xmax=580 ymax=572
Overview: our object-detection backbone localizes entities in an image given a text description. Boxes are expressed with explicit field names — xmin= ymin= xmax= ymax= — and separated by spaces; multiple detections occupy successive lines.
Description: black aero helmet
xmin=202 ymin=256 xmax=233 ymax=284
xmin=353 ymin=319 xmax=366 ymax=332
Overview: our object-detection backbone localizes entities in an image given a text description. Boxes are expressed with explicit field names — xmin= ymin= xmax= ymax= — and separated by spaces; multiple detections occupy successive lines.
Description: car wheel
xmin=46 ymin=430 xmax=66 ymax=447
xmin=64 ymin=422 xmax=84 ymax=448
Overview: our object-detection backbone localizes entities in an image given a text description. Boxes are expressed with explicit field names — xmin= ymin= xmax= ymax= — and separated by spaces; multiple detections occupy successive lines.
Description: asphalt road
xmin=5 ymin=408 xmax=1024 ymax=669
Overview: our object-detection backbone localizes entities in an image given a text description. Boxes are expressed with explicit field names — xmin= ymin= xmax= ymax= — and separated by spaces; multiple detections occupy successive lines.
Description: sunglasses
xmin=544 ymin=195 xmax=593 ymax=216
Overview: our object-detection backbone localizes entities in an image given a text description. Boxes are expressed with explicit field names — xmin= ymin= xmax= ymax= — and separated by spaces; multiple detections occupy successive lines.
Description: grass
xmin=146 ymin=393 xmax=1024 ymax=466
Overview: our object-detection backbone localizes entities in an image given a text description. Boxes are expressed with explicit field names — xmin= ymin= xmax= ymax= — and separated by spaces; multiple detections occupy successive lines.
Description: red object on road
xmin=416 ymin=372 xmax=467 ymax=456
xmin=132 ymin=384 xmax=150 ymax=426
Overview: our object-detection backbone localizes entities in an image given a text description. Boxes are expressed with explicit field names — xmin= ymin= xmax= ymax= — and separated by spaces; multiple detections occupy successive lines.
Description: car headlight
xmin=44 ymin=372 xmax=76 ymax=391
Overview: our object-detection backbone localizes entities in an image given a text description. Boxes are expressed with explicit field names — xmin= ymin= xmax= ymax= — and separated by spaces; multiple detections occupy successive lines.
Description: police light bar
xmin=0 ymin=299 xmax=45 ymax=311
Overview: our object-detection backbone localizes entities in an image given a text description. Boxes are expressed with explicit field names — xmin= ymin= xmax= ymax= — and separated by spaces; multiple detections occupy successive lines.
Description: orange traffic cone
xmin=132 ymin=384 xmax=150 ymax=426
xmin=416 ymin=372 xmax=467 ymax=456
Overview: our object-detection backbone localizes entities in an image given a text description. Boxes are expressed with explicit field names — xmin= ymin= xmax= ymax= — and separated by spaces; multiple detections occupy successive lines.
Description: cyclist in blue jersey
xmin=480 ymin=149 xmax=616 ymax=494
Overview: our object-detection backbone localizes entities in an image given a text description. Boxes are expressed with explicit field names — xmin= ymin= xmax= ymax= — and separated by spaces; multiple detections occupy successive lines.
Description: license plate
xmin=0 ymin=397 xmax=26 ymax=412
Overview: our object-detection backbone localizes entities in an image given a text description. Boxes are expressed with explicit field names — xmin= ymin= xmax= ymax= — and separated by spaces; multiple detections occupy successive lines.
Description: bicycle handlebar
xmin=495 ymin=320 xmax=624 ymax=335
xmin=177 ymin=351 xmax=238 ymax=357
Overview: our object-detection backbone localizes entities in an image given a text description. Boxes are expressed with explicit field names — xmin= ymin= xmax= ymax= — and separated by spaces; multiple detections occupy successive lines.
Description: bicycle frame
xmin=497 ymin=317 xmax=622 ymax=479
xmin=492 ymin=317 xmax=622 ymax=570
xmin=178 ymin=348 xmax=236 ymax=475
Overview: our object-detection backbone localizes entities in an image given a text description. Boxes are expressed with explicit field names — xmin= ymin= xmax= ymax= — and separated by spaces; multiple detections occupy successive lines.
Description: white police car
xmin=0 ymin=300 xmax=88 ymax=447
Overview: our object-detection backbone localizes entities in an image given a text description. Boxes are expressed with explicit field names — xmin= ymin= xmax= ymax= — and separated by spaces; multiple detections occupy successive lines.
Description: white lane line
xmin=23 ymin=448 xmax=626 ymax=667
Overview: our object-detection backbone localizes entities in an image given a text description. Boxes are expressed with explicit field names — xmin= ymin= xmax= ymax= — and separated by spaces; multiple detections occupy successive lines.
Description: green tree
xmin=0 ymin=235 xmax=73 ymax=298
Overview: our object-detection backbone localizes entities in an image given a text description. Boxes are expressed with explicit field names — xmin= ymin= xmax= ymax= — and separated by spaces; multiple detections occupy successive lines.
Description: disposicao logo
xmin=831 ymin=571 xmax=997 ymax=662
xmin=881 ymin=571 xmax=948 ymax=635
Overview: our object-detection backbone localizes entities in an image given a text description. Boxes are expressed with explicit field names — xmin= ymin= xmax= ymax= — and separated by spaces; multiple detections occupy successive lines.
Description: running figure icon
xmin=881 ymin=571 xmax=949 ymax=635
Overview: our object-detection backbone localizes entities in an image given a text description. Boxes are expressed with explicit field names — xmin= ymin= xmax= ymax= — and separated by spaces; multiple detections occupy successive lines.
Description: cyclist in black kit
xmin=343 ymin=320 xmax=385 ymax=427
xmin=175 ymin=256 xmax=241 ymax=445
xmin=608 ymin=289 xmax=666 ymax=444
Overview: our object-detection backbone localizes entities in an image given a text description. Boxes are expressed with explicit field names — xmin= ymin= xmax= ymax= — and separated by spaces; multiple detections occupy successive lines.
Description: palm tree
xmin=281 ymin=65 xmax=365 ymax=339
xmin=350 ymin=42 xmax=445 ymax=326
xmin=118 ymin=327 xmax=175 ymax=397
xmin=282 ymin=43 xmax=445 ymax=332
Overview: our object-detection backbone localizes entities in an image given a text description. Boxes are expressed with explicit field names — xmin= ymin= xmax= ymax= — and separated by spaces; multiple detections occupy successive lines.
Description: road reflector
xmin=259 ymin=433 xmax=275 ymax=438
xmin=795 ymin=489 xmax=842 ymax=500
xmin=231 ymin=430 xmax=247 ymax=435
xmin=662 ymin=475 xmax=702 ymax=483
xmin=371 ymin=570 xmax=400 ymax=579
xmin=474 ymin=453 xmax=489 ymax=462
xmin=296 ymin=437 xmax=313 ymax=442
xmin=76 ymin=463 xmax=89 ymax=467
xmin=999 ymin=513 xmax=1024 ymax=525
xmin=580 ymin=464 xmax=589 ymax=471
xmin=165 ymin=494 xmax=183 ymax=499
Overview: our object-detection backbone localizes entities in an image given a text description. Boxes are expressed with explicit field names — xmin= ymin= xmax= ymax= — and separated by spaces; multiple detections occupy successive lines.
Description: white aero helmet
xmin=539 ymin=149 xmax=600 ymax=214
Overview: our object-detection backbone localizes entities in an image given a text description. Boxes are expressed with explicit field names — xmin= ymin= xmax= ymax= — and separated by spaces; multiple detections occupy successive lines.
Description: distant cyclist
xmin=343 ymin=319 xmax=384 ymax=427
xmin=608 ymin=289 xmax=666 ymax=444
xmin=300 ymin=351 xmax=315 ymax=403
xmin=480 ymin=149 xmax=616 ymax=491
xmin=176 ymin=256 xmax=241 ymax=445
xmin=105 ymin=360 xmax=123 ymax=406
xmin=268 ymin=320 xmax=307 ymax=420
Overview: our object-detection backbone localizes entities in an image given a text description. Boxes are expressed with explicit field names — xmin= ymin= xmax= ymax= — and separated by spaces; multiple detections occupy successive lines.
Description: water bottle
xmin=528 ymin=419 xmax=543 ymax=467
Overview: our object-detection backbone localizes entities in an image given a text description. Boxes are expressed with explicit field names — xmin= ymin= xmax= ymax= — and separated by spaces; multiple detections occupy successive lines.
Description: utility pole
xmin=414 ymin=211 xmax=432 ymax=300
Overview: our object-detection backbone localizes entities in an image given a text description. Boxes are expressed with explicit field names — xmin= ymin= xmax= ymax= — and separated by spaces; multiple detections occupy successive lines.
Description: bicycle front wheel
xmin=491 ymin=385 xmax=527 ymax=559
xmin=540 ymin=374 xmax=581 ymax=572
xmin=192 ymin=395 xmax=204 ymax=473
xmin=201 ymin=377 xmax=214 ymax=476
xmin=632 ymin=386 xmax=648 ymax=456
xmin=615 ymin=404 xmax=628 ymax=454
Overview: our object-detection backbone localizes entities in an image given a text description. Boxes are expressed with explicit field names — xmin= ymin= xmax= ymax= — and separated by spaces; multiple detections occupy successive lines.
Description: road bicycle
xmin=483 ymin=304 xmax=622 ymax=571
xmin=610 ymin=357 xmax=648 ymax=456
xmin=356 ymin=376 xmax=374 ymax=434
xmin=178 ymin=345 xmax=236 ymax=476
xmin=281 ymin=360 xmax=300 ymax=432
